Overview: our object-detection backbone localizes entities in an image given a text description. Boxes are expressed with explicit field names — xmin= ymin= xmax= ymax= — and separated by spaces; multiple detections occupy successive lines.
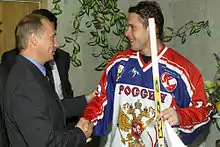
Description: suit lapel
xmin=17 ymin=55 xmax=66 ymax=123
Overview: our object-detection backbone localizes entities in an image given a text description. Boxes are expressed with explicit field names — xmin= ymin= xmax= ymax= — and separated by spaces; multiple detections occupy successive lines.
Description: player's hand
xmin=75 ymin=117 xmax=94 ymax=139
xmin=158 ymin=107 xmax=180 ymax=126
xmin=86 ymin=89 xmax=96 ymax=102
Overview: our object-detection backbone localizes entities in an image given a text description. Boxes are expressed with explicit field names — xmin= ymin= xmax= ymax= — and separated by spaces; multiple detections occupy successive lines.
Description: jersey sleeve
xmin=163 ymin=48 xmax=214 ymax=145
xmin=82 ymin=58 xmax=121 ymax=136
xmin=176 ymin=73 xmax=214 ymax=145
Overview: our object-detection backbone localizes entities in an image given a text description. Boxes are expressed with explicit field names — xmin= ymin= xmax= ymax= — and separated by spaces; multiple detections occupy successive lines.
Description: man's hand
xmin=86 ymin=89 xmax=96 ymax=102
xmin=75 ymin=117 xmax=93 ymax=139
xmin=158 ymin=107 xmax=180 ymax=127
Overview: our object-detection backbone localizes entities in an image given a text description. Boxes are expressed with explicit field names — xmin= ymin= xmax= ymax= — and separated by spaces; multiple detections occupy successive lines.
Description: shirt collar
xmin=20 ymin=54 xmax=46 ymax=76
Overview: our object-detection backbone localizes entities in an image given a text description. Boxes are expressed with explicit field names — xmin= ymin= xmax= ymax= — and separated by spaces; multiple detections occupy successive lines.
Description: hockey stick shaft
xmin=149 ymin=18 xmax=165 ymax=147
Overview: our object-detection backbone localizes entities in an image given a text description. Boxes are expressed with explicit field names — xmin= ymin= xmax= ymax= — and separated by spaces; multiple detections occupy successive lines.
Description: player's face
xmin=125 ymin=13 xmax=149 ymax=52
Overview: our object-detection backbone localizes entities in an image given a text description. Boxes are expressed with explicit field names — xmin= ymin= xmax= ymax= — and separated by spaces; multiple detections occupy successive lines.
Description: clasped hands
xmin=75 ymin=117 xmax=93 ymax=142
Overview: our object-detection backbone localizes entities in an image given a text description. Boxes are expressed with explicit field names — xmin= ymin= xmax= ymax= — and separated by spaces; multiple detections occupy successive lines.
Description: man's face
xmin=37 ymin=19 xmax=58 ymax=62
xmin=125 ymin=13 xmax=149 ymax=52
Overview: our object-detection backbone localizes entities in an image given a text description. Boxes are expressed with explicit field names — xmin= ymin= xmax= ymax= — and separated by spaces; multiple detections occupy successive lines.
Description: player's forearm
xmin=83 ymin=95 xmax=107 ymax=124
xmin=177 ymin=104 xmax=213 ymax=129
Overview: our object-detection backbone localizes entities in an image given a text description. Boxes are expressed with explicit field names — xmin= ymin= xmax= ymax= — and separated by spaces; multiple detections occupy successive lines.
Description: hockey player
xmin=82 ymin=1 xmax=213 ymax=146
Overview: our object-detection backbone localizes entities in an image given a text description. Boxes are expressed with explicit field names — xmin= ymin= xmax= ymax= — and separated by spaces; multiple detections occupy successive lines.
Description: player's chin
xmin=131 ymin=46 xmax=138 ymax=52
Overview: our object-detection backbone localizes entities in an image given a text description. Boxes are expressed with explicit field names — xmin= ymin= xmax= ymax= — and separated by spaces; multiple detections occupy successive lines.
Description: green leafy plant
xmin=163 ymin=20 xmax=211 ymax=44
xmin=205 ymin=53 xmax=220 ymax=115
xmin=51 ymin=0 xmax=62 ymax=15
xmin=60 ymin=0 xmax=129 ymax=70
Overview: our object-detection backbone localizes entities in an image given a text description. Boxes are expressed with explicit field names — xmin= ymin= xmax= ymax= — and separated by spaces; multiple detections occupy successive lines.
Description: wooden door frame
xmin=1 ymin=0 xmax=48 ymax=8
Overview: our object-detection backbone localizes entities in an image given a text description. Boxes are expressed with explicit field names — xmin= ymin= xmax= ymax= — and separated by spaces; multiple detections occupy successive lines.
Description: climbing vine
xmin=163 ymin=20 xmax=211 ymax=44
xmin=51 ymin=0 xmax=62 ymax=15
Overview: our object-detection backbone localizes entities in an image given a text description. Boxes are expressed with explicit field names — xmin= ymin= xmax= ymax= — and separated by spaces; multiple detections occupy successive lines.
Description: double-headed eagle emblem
xmin=117 ymin=100 xmax=156 ymax=146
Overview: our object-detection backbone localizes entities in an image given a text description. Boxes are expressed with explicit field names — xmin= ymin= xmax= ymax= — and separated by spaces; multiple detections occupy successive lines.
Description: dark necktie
xmin=44 ymin=62 xmax=55 ymax=89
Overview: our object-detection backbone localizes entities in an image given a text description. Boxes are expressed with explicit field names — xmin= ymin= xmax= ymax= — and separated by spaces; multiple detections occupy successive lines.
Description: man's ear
xmin=29 ymin=33 xmax=38 ymax=48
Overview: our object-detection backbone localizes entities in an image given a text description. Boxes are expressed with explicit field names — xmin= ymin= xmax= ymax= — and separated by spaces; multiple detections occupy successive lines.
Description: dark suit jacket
xmin=2 ymin=48 xmax=88 ymax=131
xmin=54 ymin=49 xmax=73 ymax=99
xmin=1 ymin=48 xmax=78 ymax=99
xmin=5 ymin=55 xmax=86 ymax=147
xmin=0 ymin=65 xmax=9 ymax=147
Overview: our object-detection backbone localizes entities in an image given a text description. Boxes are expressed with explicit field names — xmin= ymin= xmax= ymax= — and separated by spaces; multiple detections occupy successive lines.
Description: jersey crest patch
xmin=118 ymin=100 xmax=156 ymax=146
xmin=161 ymin=72 xmax=177 ymax=92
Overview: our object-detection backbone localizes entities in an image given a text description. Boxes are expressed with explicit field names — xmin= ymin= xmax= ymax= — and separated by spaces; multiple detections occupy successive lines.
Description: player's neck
xmin=140 ymin=40 xmax=163 ymax=56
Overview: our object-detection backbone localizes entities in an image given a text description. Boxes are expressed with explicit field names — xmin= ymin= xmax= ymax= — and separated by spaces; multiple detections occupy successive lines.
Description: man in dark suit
xmin=1 ymin=9 xmax=99 ymax=147
xmin=1 ymin=8 xmax=95 ymax=127
xmin=5 ymin=13 xmax=93 ymax=147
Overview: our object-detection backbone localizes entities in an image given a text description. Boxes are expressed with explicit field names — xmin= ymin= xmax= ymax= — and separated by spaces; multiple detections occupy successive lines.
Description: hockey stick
xmin=149 ymin=18 xmax=165 ymax=147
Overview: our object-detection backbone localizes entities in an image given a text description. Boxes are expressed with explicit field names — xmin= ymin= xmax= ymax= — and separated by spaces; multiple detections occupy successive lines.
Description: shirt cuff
xmin=85 ymin=95 xmax=88 ymax=104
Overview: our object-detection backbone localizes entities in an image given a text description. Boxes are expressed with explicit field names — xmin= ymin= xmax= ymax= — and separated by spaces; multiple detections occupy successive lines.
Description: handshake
xmin=75 ymin=117 xmax=94 ymax=142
